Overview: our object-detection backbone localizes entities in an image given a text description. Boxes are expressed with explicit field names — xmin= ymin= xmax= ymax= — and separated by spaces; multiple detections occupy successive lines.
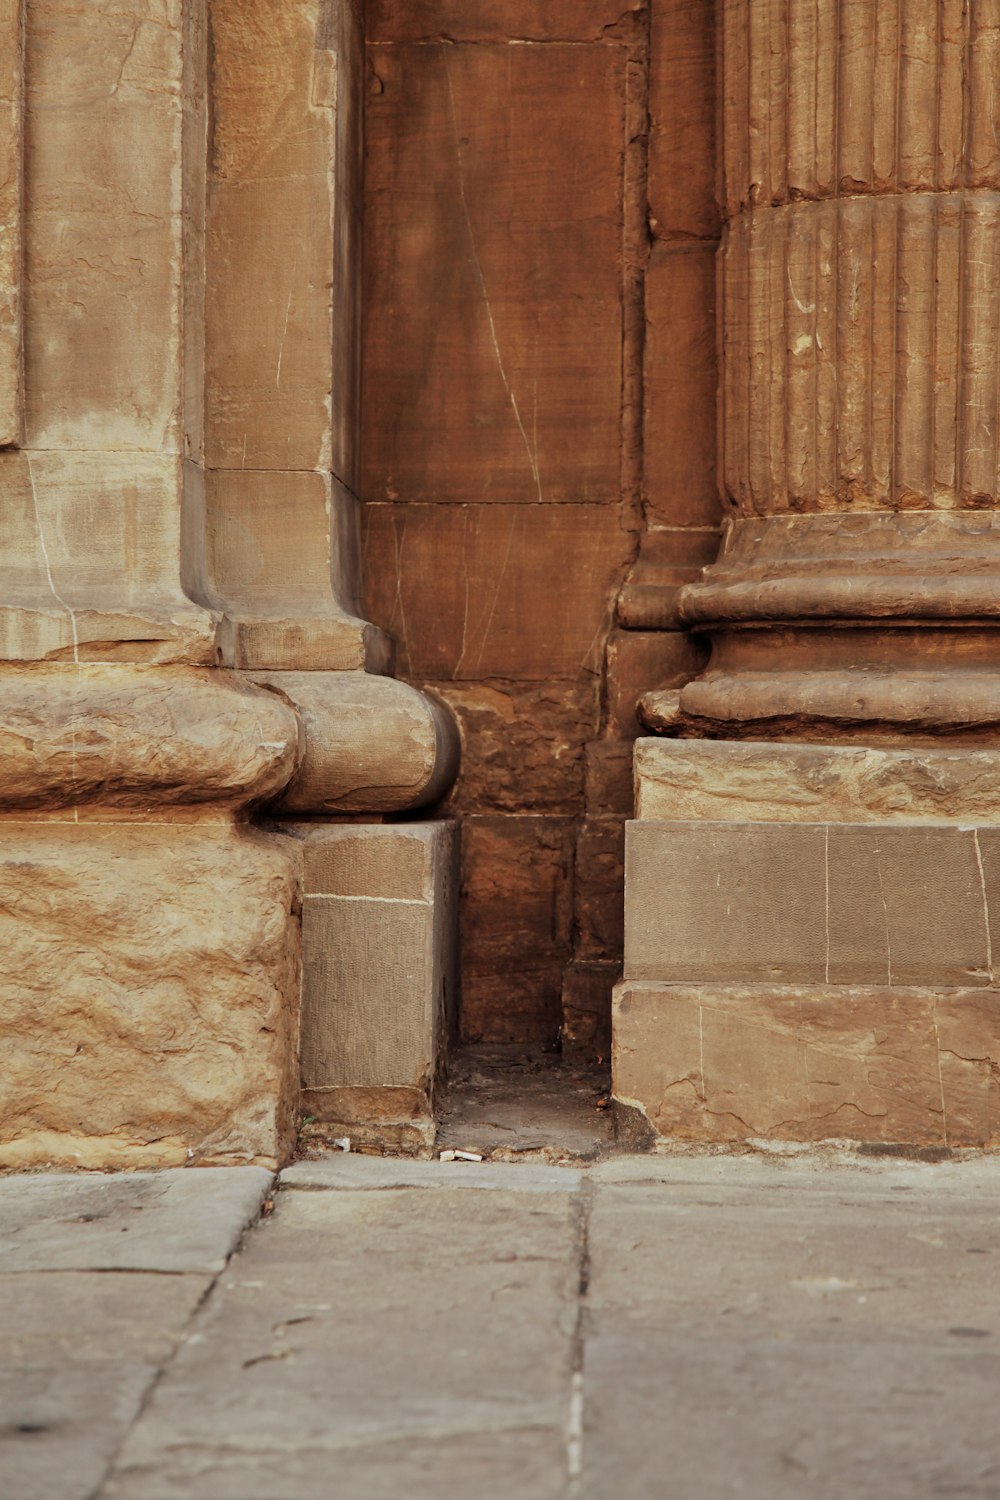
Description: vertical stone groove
xmin=721 ymin=0 xmax=1000 ymax=514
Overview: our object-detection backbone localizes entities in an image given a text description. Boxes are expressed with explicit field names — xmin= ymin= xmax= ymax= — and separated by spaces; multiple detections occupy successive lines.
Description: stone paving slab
xmin=582 ymin=1334 xmax=1000 ymax=1499
xmin=283 ymin=1154 xmax=583 ymax=1192
xmin=0 ymin=1272 xmax=211 ymax=1365
xmin=0 ymin=1363 xmax=156 ymax=1500
xmin=0 ymin=1167 xmax=274 ymax=1273
xmin=100 ymin=1181 xmax=581 ymax=1500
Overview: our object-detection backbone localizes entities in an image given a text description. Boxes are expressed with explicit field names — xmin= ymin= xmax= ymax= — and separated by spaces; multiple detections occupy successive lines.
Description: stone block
xmin=430 ymin=678 xmax=599 ymax=814
xmin=605 ymin=628 xmax=708 ymax=737
xmin=575 ymin=817 xmax=626 ymax=962
xmin=636 ymin=738 xmax=1000 ymax=825
xmin=625 ymin=819 xmax=998 ymax=988
xmin=363 ymin=502 xmax=635 ymax=680
xmin=0 ymin=822 xmax=300 ymax=1170
xmin=363 ymin=42 xmax=625 ymax=505
xmin=283 ymin=822 xmax=458 ymax=1127
xmin=614 ymin=981 xmax=1000 ymax=1146
xmin=25 ymin=0 xmax=187 ymax=453
xmin=461 ymin=816 xmax=575 ymax=1044
xmin=644 ymin=243 xmax=721 ymax=528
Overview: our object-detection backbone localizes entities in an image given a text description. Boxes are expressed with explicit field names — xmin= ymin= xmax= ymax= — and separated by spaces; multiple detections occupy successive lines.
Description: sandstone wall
xmin=362 ymin=0 xmax=720 ymax=1051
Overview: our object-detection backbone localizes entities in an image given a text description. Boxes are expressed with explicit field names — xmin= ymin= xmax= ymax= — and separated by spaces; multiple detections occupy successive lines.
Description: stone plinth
xmin=286 ymin=822 xmax=458 ymax=1154
xmin=615 ymin=740 xmax=1000 ymax=1147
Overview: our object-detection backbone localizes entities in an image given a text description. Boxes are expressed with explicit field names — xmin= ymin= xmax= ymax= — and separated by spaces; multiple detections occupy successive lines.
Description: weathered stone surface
xmin=363 ymin=41 xmax=625 ymax=505
xmin=574 ymin=817 xmax=625 ymax=962
xmin=430 ymin=679 xmax=599 ymax=814
xmin=648 ymin=0 xmax=718 ymax=243
xmin=585 ymin=741 xmax=635 ymax=819
xmin=462 ymin=816 xmax=575 ymax=1044
xmin=0 ymin=1168 xmax=272 ymax=1273
xmin=625 ymin=819 xmax=999 ymax=987
xmin=643 ymin=244 xmax=720 ymax=529
xmin=367 ymin=1 xmax=638 ymax=43
xmin=613 ymin=981 xmax=1000 ymax=1146
xmin=0 ymin=1273 xmax=210 ymax=1365
xmin=258 ymin=671 xmax=459 ymax=815
xmin=0 ymin=0 xmax=21 ymax=446
xmin=560 ymin=960 xmax=617 ymax=1058
xmin=101 ymin=1184 xmax=578 ymax=1499
xmin=0 ymin=1363 xmax=155 ymax=1500
xmin=0 ymin=824 xmax=300 ymax=1169
xmin=363 ymin=503 xmax=635 ymax=679
xmin=0 ymin=664 xmax=299 ymax=811
xmin=283 ymin=821 xmax=457 ymax=1119
xmin=0 ymin=451 xmax=217 ymax=665
xmin=636 ymin=738 xmax=1000 ymax=825
xmin=616 ymin=526 xmax=720 ymax=630
xmin=605 ymin=628 xmax=707 ymax=737
xmin=282 ymin=1157 xmax=581 ymax=1193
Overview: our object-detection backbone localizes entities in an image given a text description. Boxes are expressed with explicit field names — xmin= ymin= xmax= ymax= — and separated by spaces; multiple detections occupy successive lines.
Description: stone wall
xmin=361 ymin=0 xmax=720 ymax=1053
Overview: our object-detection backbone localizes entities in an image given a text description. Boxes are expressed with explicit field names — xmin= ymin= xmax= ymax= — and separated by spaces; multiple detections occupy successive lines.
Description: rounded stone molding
xmin=254 ymin=670 xmax=461 ymax=815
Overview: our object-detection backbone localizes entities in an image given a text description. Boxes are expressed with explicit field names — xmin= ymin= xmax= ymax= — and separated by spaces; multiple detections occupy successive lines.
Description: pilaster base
xmin=616 ymin=739 xmax=1000 ymax=1147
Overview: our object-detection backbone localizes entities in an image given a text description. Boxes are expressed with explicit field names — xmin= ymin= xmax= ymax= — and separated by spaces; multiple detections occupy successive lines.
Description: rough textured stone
xmin=0 ymin=1168 xmax=273 ymax=1273
xmin=367 ymin=1 xmax=638 ymax=43
xmin=0 ymin=824 xmax=300 ymax=1169
xmin=282 ymin=821 xmax=457 ymax=1122
xmin=0 ymin=1273 xmax=211 ymax=1365
xmin=429 ymin=679 xmax=599 ymax=814
xmin=574 ymin=818 xmax=625 ymax=962
xmin=560 ymin=960 xmax=617 ymax=1058
xmin=0 ymin=664 xmax=299 ymax=811
xmin=363 ymin=40 xmax=625 ymax=506
xmin=613 ymin=981 xmax=1000 ymax=1146
xmin=461 ymin=816 xmax=575 ymax=1045
xmin=636 ymin=738 xmax=1000 ymax=825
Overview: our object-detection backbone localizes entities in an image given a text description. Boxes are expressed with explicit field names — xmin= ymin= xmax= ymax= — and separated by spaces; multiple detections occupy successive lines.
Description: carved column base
xmin=615 ymin=738 xmax=1000 ymax=1149
xmin=641 ymin=514 xmax=1000 ymax=741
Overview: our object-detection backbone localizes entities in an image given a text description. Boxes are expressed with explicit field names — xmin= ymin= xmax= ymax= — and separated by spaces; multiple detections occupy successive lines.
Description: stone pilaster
xmin=619 ymin=0 xmax=1000 ymax=1148
xmin=640 ymin=0 xmax=1000 ymax=739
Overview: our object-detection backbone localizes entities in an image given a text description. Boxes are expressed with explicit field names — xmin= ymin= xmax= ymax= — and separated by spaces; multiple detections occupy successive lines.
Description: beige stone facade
xmin=4 ymin=0 xmax=996 ymax=1164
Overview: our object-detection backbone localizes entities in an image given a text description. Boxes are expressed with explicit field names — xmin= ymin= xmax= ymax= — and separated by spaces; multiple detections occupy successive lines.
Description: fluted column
xmin=648 ymin=0 xmax=1000 ymax=738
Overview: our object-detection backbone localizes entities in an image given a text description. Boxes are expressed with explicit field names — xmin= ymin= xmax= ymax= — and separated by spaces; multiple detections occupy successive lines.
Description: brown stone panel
xmin=585 ymin=742 xmax=635 ymax=819
xmin=461 ymin=816 xmax=574 ymax=1044
xmin=561 ymin=961 xmax=618 ymax=1059
xmin=575 ymin=817 xmax=625 ymax=962
xmin=648 ymin=0 xmax=719 ymax=243
xmin=363 ymin=503 xmax=636 ymax=680
xmin=605 ymin=628 xmax=708 ymax=738
xmin=644 ymin=244 xmax=721 ymax=528
xmin=367 ymin=1 xmax=639 ymax=44
xmin=427 ymin=679 xmax=599 ymax=815
xmin=363 ymin=42 xmax=624 ymax=504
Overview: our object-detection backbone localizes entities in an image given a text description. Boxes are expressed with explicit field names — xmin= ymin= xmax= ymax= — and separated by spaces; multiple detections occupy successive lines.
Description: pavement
xmin=2 ymin=1151 xmax=1000 ymax=1499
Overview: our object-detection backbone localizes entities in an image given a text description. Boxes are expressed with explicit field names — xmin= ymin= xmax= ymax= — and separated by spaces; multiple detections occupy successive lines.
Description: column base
xmin=617 ymin=738 xmax=1000 ymax=1148
xmin=614 ymin=982 xmax=1000 ymax=1149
